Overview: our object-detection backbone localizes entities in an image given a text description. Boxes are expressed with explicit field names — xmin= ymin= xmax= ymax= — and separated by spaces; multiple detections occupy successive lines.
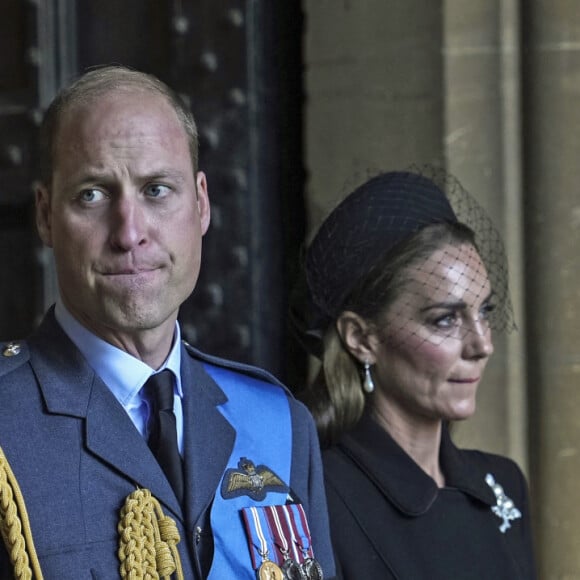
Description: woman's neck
xmin=370 ymin=403 xmax=446 ymax=487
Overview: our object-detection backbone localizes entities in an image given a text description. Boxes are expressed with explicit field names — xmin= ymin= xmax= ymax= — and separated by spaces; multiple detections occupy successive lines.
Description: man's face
xmin=36 ymin=89 xmax=210 ymax=347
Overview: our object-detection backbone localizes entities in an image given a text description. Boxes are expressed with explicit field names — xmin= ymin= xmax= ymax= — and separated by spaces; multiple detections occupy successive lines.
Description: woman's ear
xmin=336 ymin=311 xmax=377 ymax=365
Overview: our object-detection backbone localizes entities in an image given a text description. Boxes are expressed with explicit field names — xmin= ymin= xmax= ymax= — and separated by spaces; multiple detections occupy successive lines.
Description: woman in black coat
xmin=291 ymin=169 xmax=536 ymax=579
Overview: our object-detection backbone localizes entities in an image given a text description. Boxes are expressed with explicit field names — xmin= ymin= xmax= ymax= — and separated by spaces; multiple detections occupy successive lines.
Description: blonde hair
xmin=301 ymin=326 xmax=366 ymax=447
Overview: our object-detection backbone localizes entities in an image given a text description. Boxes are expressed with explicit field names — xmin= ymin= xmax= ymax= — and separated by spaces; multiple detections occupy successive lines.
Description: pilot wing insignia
xmin=221 ymin=457 xmax=288 ymax=500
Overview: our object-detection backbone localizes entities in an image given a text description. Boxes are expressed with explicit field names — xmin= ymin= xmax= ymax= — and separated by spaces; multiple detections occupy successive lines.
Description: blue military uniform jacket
xmin=0 ymin=310 xmax=335 ymax=579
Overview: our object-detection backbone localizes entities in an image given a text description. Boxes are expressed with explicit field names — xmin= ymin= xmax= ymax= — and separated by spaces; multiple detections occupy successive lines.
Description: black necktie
xmin=144 ymin=370 xmax=184 ymax=503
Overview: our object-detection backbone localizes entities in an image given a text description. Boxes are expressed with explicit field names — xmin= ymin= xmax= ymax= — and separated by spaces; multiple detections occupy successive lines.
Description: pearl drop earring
xmin=363 ymin=361 xmax=375 ymax=394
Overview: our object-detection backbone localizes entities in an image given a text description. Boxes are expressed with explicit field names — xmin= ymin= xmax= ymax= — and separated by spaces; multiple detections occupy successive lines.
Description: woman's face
xmin=369 ymin=242 xmax=494 ymax=423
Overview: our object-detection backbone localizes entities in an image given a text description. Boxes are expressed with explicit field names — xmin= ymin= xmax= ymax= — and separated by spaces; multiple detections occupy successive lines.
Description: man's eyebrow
xmin=73 ymin=169 xmax=110 ymax=183
xmin=73 ymin=169 xmax=188 ymax=185
xmin=144 ymin=170 xmax=188 ymax=183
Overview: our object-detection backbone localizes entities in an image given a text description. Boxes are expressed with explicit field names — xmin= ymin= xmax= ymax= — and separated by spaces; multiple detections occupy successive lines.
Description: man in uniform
xmin=0 ymin=65 xmax=335 ymax=579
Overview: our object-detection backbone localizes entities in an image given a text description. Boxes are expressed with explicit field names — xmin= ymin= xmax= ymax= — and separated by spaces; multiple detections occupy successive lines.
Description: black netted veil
xmin=290 ymin=168 xmax=515 ymax=358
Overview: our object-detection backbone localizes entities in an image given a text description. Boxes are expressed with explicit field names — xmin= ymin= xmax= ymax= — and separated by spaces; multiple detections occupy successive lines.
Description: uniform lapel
xmin=28 ymin=310 xmax=182 ymax=519
xmin=85 ymin=380 xmax=182 ymax=517
xmin=180 ymin=347 xmax=236 ymax=528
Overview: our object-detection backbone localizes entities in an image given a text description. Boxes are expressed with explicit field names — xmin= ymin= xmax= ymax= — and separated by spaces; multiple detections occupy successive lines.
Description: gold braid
xmin=118 ymin=488 xmax=184 ymax=580
xmin=1 ymin=445 xmax=184 ymax=579
xmin=0 ymin=446 xmax=44 ymax=579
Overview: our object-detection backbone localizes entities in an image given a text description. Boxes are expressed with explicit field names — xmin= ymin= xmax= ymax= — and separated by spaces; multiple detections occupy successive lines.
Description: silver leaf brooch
xmin=485 ymin=473 xmax=522 ymax=533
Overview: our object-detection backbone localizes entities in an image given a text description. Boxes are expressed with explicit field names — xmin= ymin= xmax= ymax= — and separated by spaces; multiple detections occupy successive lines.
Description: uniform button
xmin=2 ymin=342 xmax=21 ymax=357
xmin=195 ymin=526 xmax=203 ymax=544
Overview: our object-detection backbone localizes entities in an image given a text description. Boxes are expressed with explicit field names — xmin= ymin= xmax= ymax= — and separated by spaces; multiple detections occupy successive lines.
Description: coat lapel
xmin=28 ymin=311 xmax=182 ymax=518
xmin=180 ymin=347 xmax=236 ymax=527
xmin=84 ymin=380 xmax=182 ymax=517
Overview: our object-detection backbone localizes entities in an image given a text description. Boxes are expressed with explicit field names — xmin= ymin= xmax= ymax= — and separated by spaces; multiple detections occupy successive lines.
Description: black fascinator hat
xmin=290 ymin=168 xmax=514 ymax=358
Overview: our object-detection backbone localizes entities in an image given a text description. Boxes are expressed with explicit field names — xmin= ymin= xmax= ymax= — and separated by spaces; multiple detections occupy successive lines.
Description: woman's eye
xmin=432 ymin=312 xmax=459 ymax=329
xmin=480 ymin=302 xmax=496 ymax=320
xmin=145 ymin=184 xmax=171 ymax=198
xmin=79 ymin=189 xmax=106 ymax=203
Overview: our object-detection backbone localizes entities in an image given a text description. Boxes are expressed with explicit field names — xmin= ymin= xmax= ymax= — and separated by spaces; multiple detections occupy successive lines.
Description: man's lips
xmin=102 ymin=268 xmax=157 ymax=275
xmin=98 ymin=268 xmax=163 ymax=285
xmin=448 ymin=377 xmax=480 ymax=384
xmin=99 ymin=264 xmax=163 ymax=275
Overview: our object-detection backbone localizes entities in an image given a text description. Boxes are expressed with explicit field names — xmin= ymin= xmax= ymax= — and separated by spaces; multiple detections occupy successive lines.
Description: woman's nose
xmin=463 ymin=317 xmax=494 ymax=360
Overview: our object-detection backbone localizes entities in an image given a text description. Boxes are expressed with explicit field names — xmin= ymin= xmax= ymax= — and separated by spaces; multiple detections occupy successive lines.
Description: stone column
xmin=303 ymin=0 xmax=445 ymax=229
xmin=442 ymin=0 xmax=528 ymax=470
xmin=523 ymin=2 xmax=580 ymax=576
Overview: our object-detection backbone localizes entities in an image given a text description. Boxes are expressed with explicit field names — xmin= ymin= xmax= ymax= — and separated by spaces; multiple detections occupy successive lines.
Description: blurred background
xmin=0 ymin=1 xmax=578 ymax=576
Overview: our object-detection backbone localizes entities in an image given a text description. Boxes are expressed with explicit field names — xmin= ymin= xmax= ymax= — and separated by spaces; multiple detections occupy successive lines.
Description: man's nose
xmin=109 ymin=195 xmax=148 ymax=250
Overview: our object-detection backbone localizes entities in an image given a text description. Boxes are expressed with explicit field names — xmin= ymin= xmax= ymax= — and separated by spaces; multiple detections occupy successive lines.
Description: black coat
xmin=323 ymin=417 xmax=536 ymax=579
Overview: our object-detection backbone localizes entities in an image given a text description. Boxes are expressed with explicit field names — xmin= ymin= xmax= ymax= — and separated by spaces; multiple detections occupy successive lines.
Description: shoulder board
xmin=0 ymin=340 xmax=30 ymax=377
xmin=182 ymin=341 xmax=285 ymax=389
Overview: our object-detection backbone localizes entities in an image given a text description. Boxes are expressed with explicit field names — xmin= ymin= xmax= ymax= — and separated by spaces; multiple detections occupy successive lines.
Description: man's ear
xmin=195 ymin=171 xmax=211 ymax=235
xmin=336 ymin=310 xmax=377 ymax=365
xmin=35 ymin=183 xmax=53 ymax=247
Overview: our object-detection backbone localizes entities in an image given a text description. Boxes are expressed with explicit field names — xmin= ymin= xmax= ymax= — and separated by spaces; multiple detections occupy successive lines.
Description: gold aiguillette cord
xmin=0 ymin=446 xmax=44 ymax=579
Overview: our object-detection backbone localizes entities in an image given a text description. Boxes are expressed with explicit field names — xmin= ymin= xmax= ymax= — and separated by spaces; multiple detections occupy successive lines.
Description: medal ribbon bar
xmin=241 ymin=506 xmax=276 ymax=568
xmin=290 ymin=503 xmax=314 ymax=559
xmin=267 ymin=505 xmax=301 ymax=563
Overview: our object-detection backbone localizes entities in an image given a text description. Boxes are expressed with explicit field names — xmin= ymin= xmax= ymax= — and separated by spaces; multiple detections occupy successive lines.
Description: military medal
xmin=301 ymin=557 xmax=324 ymax=580
xmin=281 ymin=560 xmax=305 ymax=580
xmin=266 ymin=505 xmax=305 ymax=580
xmin=289 ymin=504 xmax=324 ymax=580
xmin=258 ymin=559 xmax=284 ymax=580
xmin=264 ymin=504 xmax=324 ymax=580
xmin=242 ymin=506 xmax=284 ymax=580
xmin=242 ymin=504 xmax=323 ymax=580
